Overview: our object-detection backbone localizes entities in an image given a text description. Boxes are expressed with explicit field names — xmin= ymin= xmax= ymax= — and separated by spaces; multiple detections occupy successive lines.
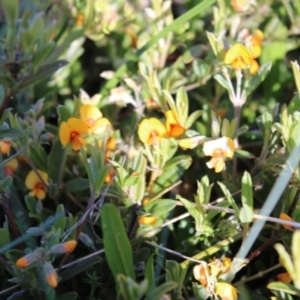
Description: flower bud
xmin=138 ymin=216 xmax=157 ymax=225
xmin=48 ymin=240 xmax=77 ymax=254
xmin=277 ymin=272 xmax=292 ymax=284
xmin=43 ymin=262 xmax=58 ymax=288
xmin=15 ymin=250 xmax=43 ymax=268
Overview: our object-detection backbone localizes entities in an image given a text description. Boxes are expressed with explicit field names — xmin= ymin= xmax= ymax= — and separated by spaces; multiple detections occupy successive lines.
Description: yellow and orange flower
xmin=15 ymin=250 xmax=43 ymax=269
xmin=25 ymin=170 xmax=48 ymax=200
xmin=4 ymin=158 xmax=18 ymax=176
xmin=80 ymin=104 xmax=111 ymax=134
xmin=0 ymin=140 xmax=11 ymax=155
xmin=203 ymin=137 xmax=235 ymax=173
xmin=215 ymin=282 xmax=238 ymax=300
xmin=224 ymin=44 xmax=255 ymax=72
xmin=138 ymin=118 xmax=167 ymax=146
xmin=279 ymin=213 xmax=295 ymax=231
xmin=59 ymin=118 xmax=88 ymax=151
xmin=165 ymin=110 xmax=185 ymax=138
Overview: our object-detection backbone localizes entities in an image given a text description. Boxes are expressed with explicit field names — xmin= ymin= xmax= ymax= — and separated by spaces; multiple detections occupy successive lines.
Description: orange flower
xmin=138 ymin=118 xmax=167 ymax=145
xmin=76 ymin=13 xmax=84 ymax=26
xmin=138 ymin=216 xmax=157 ymax=225
xmin=279 ymin=213 xmax=295 ymax=231
xmin=0 ymin=140 xmax=11 ymax=155
xmin=203 ymin=137 xmax=235 ymax=173
xmin=59 ymin=118 xmax=88 ymax=151
xmin=80 ymin=104 xmax=111 ymax=134
xmin=43 ymin=262 xmax=58 ymax=288
xmin=25 ymin=170 xmax=48 ymax=200
xmin=165 ymin=110 xmax=185 ymax=138
xmin=4 ymin=158 xmax=18 ymax=176
xmin=277 ymin=272 xmax=292 ymax=284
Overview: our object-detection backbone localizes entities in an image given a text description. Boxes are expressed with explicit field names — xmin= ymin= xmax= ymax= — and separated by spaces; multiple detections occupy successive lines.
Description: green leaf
xmin=147 ymin=281 xmax=178 ymax=300
xmin=218 ymin=182 xmax=240 ymax=216
xmin=64 ymin=178 xmax=90 ymax=192
xmin=59 ymin=256 xmax=102 ymax=283
xmin=0 ymin=128 xmax=23 ymax=139
xmin=244 ymin=62 xmax=272 ymax=96
xmin=185 ymin=110 xmax=202 ymax=129
xmin=214 ymin=74 xmax=230 ymax=90
xmin=17 ymin=60 xmax=68 ymax=90
xmin=144 ymin=199 xmax=176 ymax=218
xmin=145 ymin=255 xmax=155 ymax=299
xmin=234 ymin=149 xmax=255 ymax=159
xmin=267 ymin=282 xmax=300 ymax=296
xmin=176 ymin=86 xmax=189 ymax=124
xmin=47 ymin=139 xmax=66 ymax=184
xmin=240 ymin=171 xmax=254 ymax=223
xmin=57 ymin=105 xmax=72 ymax=123
xmin=101 ymin=203 xmax=136 ymax=283
xmin=177 ymin=195 xmax=202 ymax=232
xmin=53 ymin=204 xmax=66 ymax=233
xmin=30 ymin=145 xmax=48 ymax=171
xmin=152 ymin=155 xmax=192 ymax=195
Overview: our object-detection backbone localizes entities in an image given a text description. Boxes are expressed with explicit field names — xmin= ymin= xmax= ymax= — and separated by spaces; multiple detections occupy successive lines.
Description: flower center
xmin=87 ymin=118 xmax=95 ymax=126
xmin=149 ymin=130 xmax=159 ymax=145
xmin=213 ymin=149 xmax=224 ymax=159
xmin=35 ymin=182 xmax=44 ymax=191
xmin=70 ymin=131 xmax=80 ymax=141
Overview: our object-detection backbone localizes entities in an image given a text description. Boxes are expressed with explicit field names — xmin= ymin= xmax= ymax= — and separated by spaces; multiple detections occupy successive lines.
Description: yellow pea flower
xmin=138 ymin=118 xmax=167 ymax=146
xmin=231 ymin=0 xmax=252 ymax=12
xmin=4 ymin=158 xmax=18 ymax=176
xmin=25 ymin=170 xmax=48 ymax=200
xmin=0 ymin=140 xmax=11 ymax=155
xmin=224 ymin=44 xmax=254 ymax=70
xmin=165 ymin=110 xmax=185 ymax=138
xmin=247 ymin=29 xmax=264 ymax=59
xmin=138 ymin=215 xmax=157 ymax=225
xmin=80 ymin=104 xmax=111 ymax=134
xmin=59 ymin=118 xmax=88 ymax=151
xmin=215 ymin=282 xmax=238 ymax=300
xmin=203 ymin=137 xmax=235 ymax=173
xmin=279 ymin=213 xmax=295 ymax=231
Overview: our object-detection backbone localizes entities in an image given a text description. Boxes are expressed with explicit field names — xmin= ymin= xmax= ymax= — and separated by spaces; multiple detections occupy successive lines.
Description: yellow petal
xmin=93 ymin=118 xmax=111 ymax=134
xmin=68 ymin=118 xmax=89 ymax=134
xmin=250 ymin=60 xmax=260 ymax=75
xmin=25 ymin=170 xmax=45 ymax=189
xmin=253 ymin=29 xmax=264 ymax=44
xmin=224 ymin=44 xmax=253 ymax=69
xmin=59 ymin=122 xmax=71 ymax=146
xmin=35 ymin=188 xmax=46 ymax=200
xmin=215 ymin=282 xmax=238 ymax=300
xmin=138 ymin=216 xmax=157 ymax=225
xmin=280 ymin=213 xmax=295 ymax=231
xmin=138 ymin=118 xmax=166 ymax=145
xmin=80 ymin=104 xmax=102 ymax=124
